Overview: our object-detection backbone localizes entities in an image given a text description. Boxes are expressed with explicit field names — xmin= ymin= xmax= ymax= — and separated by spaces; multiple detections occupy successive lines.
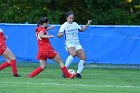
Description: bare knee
xmin=53 ymin=54 xmax=65 ymax=68
xmin=3 ymin=48 xmax=16 ymax=60
xmin=68 ymin=48 xmax=76 ymax=57
xmin=80 ymin=55 xmax=86 ymax=60
xmin=41 ymin=66 xmax=46 ymax=70
xmin=69 ymin=51 xmax=76 ymax=58
xmin=40 ymin=60 xmax=47 ymax=70
xmin=53 ymin=54 xmax=62 ymax=62
xmin=10 ymin=54 xmax=16 ymax=60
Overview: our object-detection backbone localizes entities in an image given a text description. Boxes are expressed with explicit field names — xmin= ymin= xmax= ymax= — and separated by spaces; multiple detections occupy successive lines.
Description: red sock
xmin=10 ymin=60 xmax=18 ymax=75
xmin=61 ymin=66 xmax=71 ymax=78
xmin=30 ymin=67 xmax=43 ymax=77
xmin=0 ymin=62 xmax=11 ymax=70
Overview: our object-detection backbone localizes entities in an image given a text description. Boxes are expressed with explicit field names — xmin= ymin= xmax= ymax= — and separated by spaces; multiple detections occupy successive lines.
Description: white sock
xmin=65 ymin=55 xmax=74 ymax=68
xmin=77 ymin=60 xmax=85 ymax=74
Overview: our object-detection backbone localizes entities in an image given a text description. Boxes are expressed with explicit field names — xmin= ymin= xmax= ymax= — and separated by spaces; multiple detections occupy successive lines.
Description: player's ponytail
xmin=37 ymin=17 xmax=49 ymax=27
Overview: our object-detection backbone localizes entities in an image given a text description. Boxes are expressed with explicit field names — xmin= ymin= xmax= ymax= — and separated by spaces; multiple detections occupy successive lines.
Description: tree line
xmin=0 ymin=0 xmax=140 ymax=25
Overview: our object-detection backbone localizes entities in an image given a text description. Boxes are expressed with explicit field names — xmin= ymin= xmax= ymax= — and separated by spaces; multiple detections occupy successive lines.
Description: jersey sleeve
xmin=74 ymin=22 xmax=81 ymax=30
xmin=59 ymin=23 xmax=66 ymax=33
xmin=38 ymin=27 xmax=46 ymax=33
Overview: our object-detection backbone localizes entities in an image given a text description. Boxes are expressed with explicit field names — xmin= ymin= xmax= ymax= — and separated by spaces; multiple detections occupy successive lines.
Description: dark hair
xmin=37 ymin=17 xmax=49 ymax=27
xmin=65 ymin=11 xmax=75 ymax=18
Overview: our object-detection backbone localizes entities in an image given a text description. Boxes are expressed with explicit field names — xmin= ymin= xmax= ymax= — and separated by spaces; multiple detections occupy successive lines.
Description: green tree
xmin=0 ymin=0 xmax=139 ymax=25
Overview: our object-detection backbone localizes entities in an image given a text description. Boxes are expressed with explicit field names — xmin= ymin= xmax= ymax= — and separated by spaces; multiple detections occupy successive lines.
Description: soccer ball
xmin=68 ymin=69 xmax=75 ymax=74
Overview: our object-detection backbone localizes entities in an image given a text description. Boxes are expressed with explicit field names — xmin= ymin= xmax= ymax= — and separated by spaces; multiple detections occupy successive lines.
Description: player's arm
xmin=57 ymin=24 xmax=65 ymax=38
xmin=38 ymin=32 xmax=54 ymax=38
xmin=47 ymin=25 xmax=55 ymax=30
xmin=57 ymin=32 xmax=64 ymax=38
xmin=79 ymin=20 xmax=92 ymax=32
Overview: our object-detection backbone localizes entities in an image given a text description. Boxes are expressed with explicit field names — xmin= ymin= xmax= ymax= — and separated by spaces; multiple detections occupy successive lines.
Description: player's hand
xmin=87 ymin=20 xmax=92 ymax=25
xmin=49 ymin=35 xmax=55 ymax=38
xmin=47 ymin=25 xmax=56 ymax=30
xmin=4 ymin=35 xmax=8 ymax=40
xmin=50 ymin=25 xmax=56 ymax=28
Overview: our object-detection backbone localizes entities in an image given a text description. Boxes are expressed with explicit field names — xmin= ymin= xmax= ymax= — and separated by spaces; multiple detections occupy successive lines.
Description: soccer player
xmin=0 ymin=28 xmax=20 ymax=77
xmin=57 ymin=11 xmax=92 ymax=78
xmin=27 ymin=17 xmax=76 ymax=79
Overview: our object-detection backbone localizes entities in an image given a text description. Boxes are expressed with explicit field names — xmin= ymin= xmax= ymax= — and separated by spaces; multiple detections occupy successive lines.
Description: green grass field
xmin=0 ymin=63 xmax=140 ymax=93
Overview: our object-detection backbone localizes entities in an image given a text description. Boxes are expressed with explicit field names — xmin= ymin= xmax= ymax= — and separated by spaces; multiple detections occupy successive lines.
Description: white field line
xmin=0 ymin=81 xmax=140 ymax=88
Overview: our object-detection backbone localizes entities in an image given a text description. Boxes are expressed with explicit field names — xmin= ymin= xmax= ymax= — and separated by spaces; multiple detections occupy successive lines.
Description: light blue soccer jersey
xmin=59 ymin=22 xmax=81 ymax=44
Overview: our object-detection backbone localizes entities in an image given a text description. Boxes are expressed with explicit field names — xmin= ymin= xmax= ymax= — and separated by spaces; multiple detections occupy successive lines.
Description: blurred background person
xmin=0 ymin=28 xmax=20 ymax=77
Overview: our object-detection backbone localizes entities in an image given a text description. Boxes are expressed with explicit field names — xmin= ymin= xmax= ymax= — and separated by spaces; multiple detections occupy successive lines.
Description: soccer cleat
xmin=14 ymin=74 xmax=21 ymax=77
xmin=27 ymin=73 xmax=33 ymax=78
xmin=67 ymin=73 xmax=76 ymax=79
xmin=76 ymin=73 xmax=82 ymax=78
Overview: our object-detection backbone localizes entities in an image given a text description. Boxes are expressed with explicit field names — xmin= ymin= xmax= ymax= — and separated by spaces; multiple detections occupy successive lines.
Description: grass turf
xmin=0 ymin=63 xmax=140 ymax=93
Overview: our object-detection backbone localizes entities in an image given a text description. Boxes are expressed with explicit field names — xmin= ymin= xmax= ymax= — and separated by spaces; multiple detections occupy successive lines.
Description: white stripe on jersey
xmin=59 ymin=22 xmax=81 ymax=44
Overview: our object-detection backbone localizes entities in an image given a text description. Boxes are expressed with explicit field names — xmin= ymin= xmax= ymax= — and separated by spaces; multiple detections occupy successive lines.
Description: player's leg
xmin=1 ymin=48 xmax=20 ymax=77
xmin=52 ymin=53 xmax=76 ymax=79
xmin=0 ymin=57 xmax=11 ymax=71
xmin=0 ymin=46 xmax=11 ymax=70
xmin=76 ymin=48 xmax=86 ymax=78
xmin=28 ymin=50 xmax=47 ymax=78
xmin=28 ymin=60 xmax=46 ymax=78
xmin=65 ymin=46 xmax=76 ymax=68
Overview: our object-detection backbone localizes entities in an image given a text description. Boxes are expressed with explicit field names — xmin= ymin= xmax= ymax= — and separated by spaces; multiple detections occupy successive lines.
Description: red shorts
xmin=37 ymin=49 xmax=57 ymax=60
xmin=0 ymin=43 xmax=7 ymax=55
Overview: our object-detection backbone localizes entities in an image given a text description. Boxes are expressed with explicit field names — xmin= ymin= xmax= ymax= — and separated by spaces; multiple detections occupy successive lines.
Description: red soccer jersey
xmin=0 ymin=32 xmax=7 ymax=55
xmin=36 ymin=27 xmax=52 ymax=51
xmin=35 ymin=26 xmax=57 ymax=60
xmin=0 ymin=32 xmax=5 ymax=44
